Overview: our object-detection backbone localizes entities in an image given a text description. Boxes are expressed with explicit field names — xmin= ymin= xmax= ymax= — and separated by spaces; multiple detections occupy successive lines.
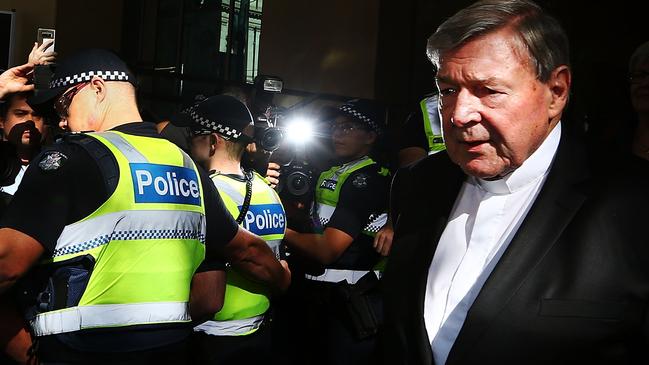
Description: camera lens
xmin=292 ymin=175 xmax=306 ymax=190
xmin=286 ymin=171 xmax=310 ymax=196
xmin=259 ymin=128 xmax=283 ymax=152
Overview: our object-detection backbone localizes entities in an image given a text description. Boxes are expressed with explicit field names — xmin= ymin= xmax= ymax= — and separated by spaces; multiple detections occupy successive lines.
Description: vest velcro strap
xmin=31 ymin=302 xmax=190 ymax=336
xmin=305 ymin=269 xmax=382 ymax=284
xmin=194 ymin=314 xmax=265 ymax=336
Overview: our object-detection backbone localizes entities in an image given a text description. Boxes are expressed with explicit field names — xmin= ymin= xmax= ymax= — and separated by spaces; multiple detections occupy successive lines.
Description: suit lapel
xmin=406 ymin=154 xmax=465 ymax=364
xmin=446 ymin=132 xmax=591 ymax=364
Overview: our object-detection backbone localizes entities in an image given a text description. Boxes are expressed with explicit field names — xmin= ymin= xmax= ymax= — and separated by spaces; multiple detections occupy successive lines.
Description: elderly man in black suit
xmin=381 ymin=0 xmax=649 ymax=364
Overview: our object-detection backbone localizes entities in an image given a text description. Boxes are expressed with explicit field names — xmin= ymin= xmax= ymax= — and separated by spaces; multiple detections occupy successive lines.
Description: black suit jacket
xmin=382 ymin=131 xmax=649 ymax=364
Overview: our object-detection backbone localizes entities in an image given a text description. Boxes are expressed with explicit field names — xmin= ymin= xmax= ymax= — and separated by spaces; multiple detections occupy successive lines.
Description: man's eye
xmin=439 ymin=88 xmax=457 ymax=97
xmin=484 ymin=87 xmax=503 ymax=95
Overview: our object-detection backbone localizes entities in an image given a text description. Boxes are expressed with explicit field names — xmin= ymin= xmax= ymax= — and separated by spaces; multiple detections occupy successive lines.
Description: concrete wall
xmin=0 ymin=0 xmax=56 ymax=66
xmin=259 ymin=0 xmax=380 ymax=99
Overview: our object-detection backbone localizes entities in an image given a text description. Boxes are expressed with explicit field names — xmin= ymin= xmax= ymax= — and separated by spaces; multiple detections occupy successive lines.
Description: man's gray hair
xmin=427 ymin=0 xmax=569 ymax=82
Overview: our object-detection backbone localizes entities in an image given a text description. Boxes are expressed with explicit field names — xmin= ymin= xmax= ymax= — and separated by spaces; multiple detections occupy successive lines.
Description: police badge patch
xmin=38 ymin=151 xmax=68 ymax=171
xmin=352 ymin=173 xmax=368 ymax=188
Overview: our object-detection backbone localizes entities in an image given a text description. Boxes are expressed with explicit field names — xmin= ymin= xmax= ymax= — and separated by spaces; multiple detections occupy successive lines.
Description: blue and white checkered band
xmin=49 ymin=70 xmax=130 ymax=88
xmin=340 ymin=105 xmax=381 ymax=134
xmin=188 ymin=108 xmax=242 ymax=140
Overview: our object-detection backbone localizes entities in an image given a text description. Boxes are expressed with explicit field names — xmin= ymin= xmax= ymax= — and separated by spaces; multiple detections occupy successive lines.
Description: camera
xmin=274 ymin=120 xmax=318 ymax=203
xmin=37 ymin=28 xmax=56 ymax=52
xmin=254 ymin=106 xmax=285 ymax=153
xmin=277 ymin=159 xmax=314 ymax=200
xmin=249 ymin=74 xmax=318 ymax=201
xmin=33 ymin=28 xmax=56 ymax=97
xmin=252 ymin=76 xmax=285 ymax=153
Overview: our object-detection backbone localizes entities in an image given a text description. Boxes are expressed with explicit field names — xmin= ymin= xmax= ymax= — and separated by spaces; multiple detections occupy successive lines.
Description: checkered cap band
xmin=52 ymin=229 xmax=206 ymax=257
xmin=49 ymin=70 xmax=131 ymax=88
xmin=188 ymin=108 xmax=242 ymax=140
xmin=340 ymin=105 xmax=381 ymax=133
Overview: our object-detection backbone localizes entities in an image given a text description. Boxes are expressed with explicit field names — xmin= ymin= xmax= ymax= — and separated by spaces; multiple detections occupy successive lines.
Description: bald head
xmin=58 ymin=77 xmax=142 ymax=132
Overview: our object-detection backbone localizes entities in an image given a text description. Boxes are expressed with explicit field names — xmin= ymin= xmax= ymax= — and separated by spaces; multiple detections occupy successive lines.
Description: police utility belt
xmin=307 ymin=267 xmax=383 ymax=340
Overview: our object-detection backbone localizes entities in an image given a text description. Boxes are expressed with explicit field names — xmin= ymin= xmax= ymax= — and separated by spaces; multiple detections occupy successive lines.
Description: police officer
xmin=374 ymin=92 xmax=447 ymax=257
xmin=0 ymin=49 xmax=289 ymax=364
xmin=179 ymin=95 xmax=287 ymax=364
xmin=398 ymin=92 xmax=446 ymax=167
xmin=282 ymin=99 xmax=390 ymax=365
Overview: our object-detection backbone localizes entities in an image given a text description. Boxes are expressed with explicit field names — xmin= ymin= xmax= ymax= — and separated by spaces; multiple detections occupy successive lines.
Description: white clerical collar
xmin=473 ymin=122 xmax=562 ymax=194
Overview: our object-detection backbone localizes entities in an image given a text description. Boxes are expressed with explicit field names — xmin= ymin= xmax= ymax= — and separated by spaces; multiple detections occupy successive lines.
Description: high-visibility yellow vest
xmin=312 ymin=156 xmax=389 ymax=275
xmin=420 ymin=94 xmax=446 ymax=154
xmin=30 ymin=131 xmax=206 ymax=337
xmin=194 ymin=171 xmax=285 ymax=336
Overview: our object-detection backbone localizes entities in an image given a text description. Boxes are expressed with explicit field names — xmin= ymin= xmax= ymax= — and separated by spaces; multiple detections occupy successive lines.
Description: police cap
xmin=177 ymin=95 xmax=254 ymax=142
xmin=337 ymin=98 xmax=386 ymax=135
xmin=29 ymin=48 xmax=135 ymax=105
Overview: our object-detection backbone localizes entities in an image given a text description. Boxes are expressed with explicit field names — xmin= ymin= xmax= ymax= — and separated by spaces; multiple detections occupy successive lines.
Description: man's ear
xmin=89 ymin=76 xmax=107 ymax=102
xmin=209 ymin=133 xmax=217 ymax=156
xmin=547 ymin=65 xmax=571 ymax=120
xmin=366 ymin=131 xmax=377 ymax=145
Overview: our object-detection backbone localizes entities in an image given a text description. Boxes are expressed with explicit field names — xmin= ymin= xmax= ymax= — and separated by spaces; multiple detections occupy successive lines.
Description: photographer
xmin=282 ymin=99 xmax=390 ymax=365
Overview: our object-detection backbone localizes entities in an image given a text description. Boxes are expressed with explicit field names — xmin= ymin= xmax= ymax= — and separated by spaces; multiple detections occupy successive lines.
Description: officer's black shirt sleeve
xmin=325 ymin=165 xmax=390 ymax=238
xmin=199 ymin=169 xmax=238 ymax=272
xmin=0 ymin=141 xmax=106 ymax=252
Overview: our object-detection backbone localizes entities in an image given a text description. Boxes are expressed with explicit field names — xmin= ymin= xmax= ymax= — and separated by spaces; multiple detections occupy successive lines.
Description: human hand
xmin=373 ymin=224 xmax=394 ymax=256
xmin=28 ymin=40 xmax=57 ymax=65
xmin=278 ymin=259 xmax=292 ymax=292
xmin=0 ymin=64 xmax=34 ymax=99
xmin=266 ymin=162 xmax=281 ymax=188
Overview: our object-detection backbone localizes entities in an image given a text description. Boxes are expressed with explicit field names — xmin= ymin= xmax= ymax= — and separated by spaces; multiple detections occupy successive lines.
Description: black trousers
xmin=281 ymin=278 xmax=383 ymax=365
xmin=190 ymin=322 xmax=272 ymax=365
xmin=37 ymin=337 xmax=189 ymax=365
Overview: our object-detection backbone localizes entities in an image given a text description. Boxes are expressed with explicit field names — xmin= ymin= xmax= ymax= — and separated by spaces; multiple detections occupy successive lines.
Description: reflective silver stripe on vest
xmin=362 ymin=213 xmax=388 ymax=234
xmin=194 ymin=315 xmax=265 ymax=336
xmin=211 ymin=177 xmax=245 ymax=204
xmin=423 ymin=95 xmax=442 ymax=137
xmin=31 ymin=302 xmax=190 ymax=336
xmin=93 ymin=131 xmax=148 ymax=162
xmin=180 ymin=149 xmax=195 ymax=169
xmin=54 ymin=210 xmax=206 ymax=257
xmin=305 ymin=269 xmax=381 ymax=284
xmin=315 ymin=203 xmax=336 ymax=227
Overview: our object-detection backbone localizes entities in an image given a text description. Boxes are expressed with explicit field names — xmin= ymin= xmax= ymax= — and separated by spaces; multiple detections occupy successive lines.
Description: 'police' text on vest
xmin=131 ymin=163 xmax=201 ymax=205
xmin=241 ymin=203 xmax=285 ymax=236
